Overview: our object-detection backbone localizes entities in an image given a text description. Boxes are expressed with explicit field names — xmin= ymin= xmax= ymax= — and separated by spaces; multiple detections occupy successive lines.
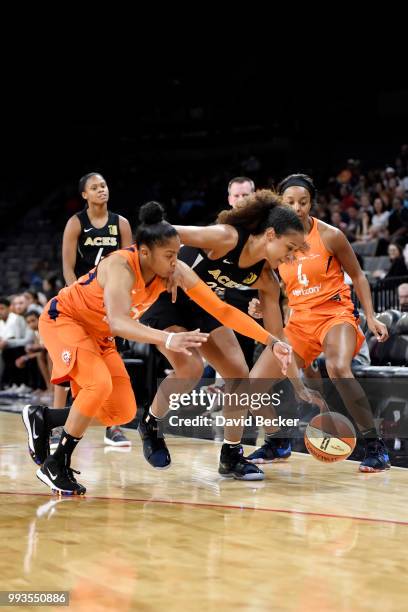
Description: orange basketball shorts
xmin=39 ymin=312 xmax=136 ymax=426
xmin=284 ymin=299 xmax=365 ymax=368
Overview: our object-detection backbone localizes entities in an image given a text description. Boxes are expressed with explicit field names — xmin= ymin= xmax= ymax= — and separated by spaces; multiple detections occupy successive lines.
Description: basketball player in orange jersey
xmin=23 ymin=202 xmax=290 ymax=495
xmin=246 ymin=174 xmax=391 ymax=472
xmin=140 ymin=191 xmax=315 ymax=481
xmin=56 ymin=172 xmax=134 ymax=447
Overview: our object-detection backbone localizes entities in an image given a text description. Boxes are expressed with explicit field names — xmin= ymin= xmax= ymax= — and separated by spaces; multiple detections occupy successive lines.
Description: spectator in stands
xmin=23 ymin=291 xmax=43 ymax=316
xmin=15 ymin=311 xmax=52 ymax=397
xmin=359 ymin=193 xmax=373 ymax=214
xmin=0 ymin=295 xmax=36 ymax=390
xmin=344 ymin=206 xmax=360 ymax=242
xmin=25 ymin=261 xmax=45 ymax=293
xmin=400 ymin=174 xmax=408 ymax=194
xmin=11 ymin=294 xmax=29 ymax=318
xmin=0 ymin=297 xmax=18 ymax=383
xmin=404 ymin=244 xmax=408 ymax=268
xmin=398 ymin=283 xmax=408 ymax=312
xmin=383 ymin=166 xmax=399 ymax=191
xmin=315 ymin=195 xmax=331 ymax=223
xmin=355 ymin=210 xmax=373 ymax=242
xmin=340 ymin=184 xmax=356 ymax=211
xmin=387 ymin=197 xmax=408 ymax=244
xmin=369 ymin=197 xmax=390 ymax=239
xmin=0 ymin=297 xmax=24 ymax=343
xmin=330 ymin=210 xmax=348 ymax=232
xmin=395 ymin=185 xmax=408 ymax=209
xmin=352 ymin=174 xmax=368 ymax=200
xmin=372 ymin=243 xmax=408 ymax=279
xmin=42 ymin=275 xmax=61 ymax=302
xmin=384 ymin=243 xmax=408 ymax=278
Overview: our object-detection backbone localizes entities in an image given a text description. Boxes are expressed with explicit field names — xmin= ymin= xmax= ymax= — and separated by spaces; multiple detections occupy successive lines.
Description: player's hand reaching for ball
xmin=164 ymin=328 xmax=209 ymax=356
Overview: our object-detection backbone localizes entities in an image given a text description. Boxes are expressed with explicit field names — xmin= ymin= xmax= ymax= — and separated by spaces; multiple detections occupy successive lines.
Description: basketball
xmin=305 ymin=412 xmax=356 ymax=463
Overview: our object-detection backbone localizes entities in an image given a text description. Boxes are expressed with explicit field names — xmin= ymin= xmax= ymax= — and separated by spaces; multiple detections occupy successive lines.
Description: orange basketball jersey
xmin=49 ymin=246 xmax=165 ymax=337
xmin=279 ymin=218 xmax=349 ymax=310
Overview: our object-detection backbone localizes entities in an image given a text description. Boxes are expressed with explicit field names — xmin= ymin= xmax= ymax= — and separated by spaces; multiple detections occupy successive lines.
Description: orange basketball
xmin=305 ymin=412 xmax=356 ymax=463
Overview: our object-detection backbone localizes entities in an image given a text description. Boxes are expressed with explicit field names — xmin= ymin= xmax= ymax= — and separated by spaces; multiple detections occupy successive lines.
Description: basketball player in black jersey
xmin=56 ymin=172 xmax=133 ymax=446
xmin=63 ymin=172 xmax=133 ymax=284
xmin=209 ymin=177 xmax=258 ymax=442
xmin=225 ymin=179 xmax=258 ymax=359
xmin=139 ymin=190 xmax=309 ymax=480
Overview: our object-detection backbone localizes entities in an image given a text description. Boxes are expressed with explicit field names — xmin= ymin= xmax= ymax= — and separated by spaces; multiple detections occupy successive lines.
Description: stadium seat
xmin=366 ymin=310 xmax=408 ymax=367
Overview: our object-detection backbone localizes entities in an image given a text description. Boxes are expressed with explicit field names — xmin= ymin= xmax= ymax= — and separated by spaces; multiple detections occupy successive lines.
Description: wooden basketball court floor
xmin=0 ymin=411 xmax=407 ymax=612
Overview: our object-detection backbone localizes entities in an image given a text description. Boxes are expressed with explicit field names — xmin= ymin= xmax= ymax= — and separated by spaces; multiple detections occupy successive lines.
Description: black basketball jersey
xmin=179 ymin=227 xmax=265 ymax=291
xmin=74 ymin=208 xmax=121 ymax=278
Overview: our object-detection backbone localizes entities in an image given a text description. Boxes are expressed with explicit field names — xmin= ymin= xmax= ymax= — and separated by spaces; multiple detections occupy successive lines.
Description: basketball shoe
xmin=36 ymin=456 xmax=86 ymax=495
xmin=22 ymin=404 xmax=49 ymax=465
xmin=138 ymin=412 xmax=171 ymax=469
xmin=359 ymin=438 xmax=391 ymax=472
xmin=246 ymin=437 xmax=291 ymax=464
xmin=218 ymin=444 xmax=264 ymax=480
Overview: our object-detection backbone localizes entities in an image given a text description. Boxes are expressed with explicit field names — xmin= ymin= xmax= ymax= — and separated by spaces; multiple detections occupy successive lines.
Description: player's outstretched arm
xmin=173 ymin=224 xmax=237 ymax=253
xmin=101 ymin=257 xmax=208 ymax=355
xmin=177 ymin=261 xmax=292 ymax=375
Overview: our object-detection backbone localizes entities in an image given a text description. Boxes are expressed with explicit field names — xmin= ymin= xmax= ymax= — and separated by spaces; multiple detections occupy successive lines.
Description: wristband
xmin=270 ymin=339 xmax=280 ymax=352
xmin=165 ymin=332 xmax=175 ymax=349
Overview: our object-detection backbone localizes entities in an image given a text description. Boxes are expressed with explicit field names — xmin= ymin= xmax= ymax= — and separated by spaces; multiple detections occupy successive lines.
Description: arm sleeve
xmin=186 ymin=279 xmax=270 ymax=345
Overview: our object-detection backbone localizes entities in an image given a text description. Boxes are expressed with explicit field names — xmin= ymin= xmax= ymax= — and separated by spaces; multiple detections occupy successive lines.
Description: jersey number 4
xmin=297 ymin=263 xmax=309 ymax=287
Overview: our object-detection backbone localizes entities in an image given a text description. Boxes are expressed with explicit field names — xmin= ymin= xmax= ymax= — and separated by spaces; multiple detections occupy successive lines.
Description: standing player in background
xmin=56 ymin=172 xmax=133 ymax=447
xmin=62 ymin=172 xmax=133 ymax=283
xmin=246 ymin=174 xmax=391 ymax=472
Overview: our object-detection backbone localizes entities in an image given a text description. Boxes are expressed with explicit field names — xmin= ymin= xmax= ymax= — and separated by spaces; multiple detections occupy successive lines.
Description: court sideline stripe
xmin=0 ymin=490 xmax=407 ymax=526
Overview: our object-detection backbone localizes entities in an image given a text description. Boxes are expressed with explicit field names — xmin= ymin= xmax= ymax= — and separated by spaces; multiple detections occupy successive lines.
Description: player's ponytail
xmin=135 ymin=201 xmax=177 ymax=248
xmin=217 ymin=189 xmax=303 ymax=236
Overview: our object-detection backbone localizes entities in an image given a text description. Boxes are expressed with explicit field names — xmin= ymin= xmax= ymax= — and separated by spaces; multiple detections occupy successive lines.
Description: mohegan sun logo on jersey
xmin=61 ymin=350 xmax=72 ymax=366
xmin=243 ymin=272 xmax=257 ymax=284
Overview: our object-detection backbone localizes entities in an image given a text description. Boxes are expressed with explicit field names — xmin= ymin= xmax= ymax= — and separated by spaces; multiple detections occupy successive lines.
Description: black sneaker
xmin=138 ymin=413 xmax=171 ymax=469
xmin=104 ymin=426 xmax=132 ymax=446
xmin=359 ymin=438 xmax=391 ymax=473
xmin=246 ymin=438 xmax=292 ymax=464
xmin=218 ymin=444 xmax=264 ymax=480
xmin=36 ymin=456 xmax=86 ymax=495
xmin=22 ymin=404 xmax=50 ymax=465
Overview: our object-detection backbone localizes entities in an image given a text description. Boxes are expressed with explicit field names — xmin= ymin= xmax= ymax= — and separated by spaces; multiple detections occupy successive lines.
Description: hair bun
xmin=139 ymin=201 xmax=165 ymax=225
